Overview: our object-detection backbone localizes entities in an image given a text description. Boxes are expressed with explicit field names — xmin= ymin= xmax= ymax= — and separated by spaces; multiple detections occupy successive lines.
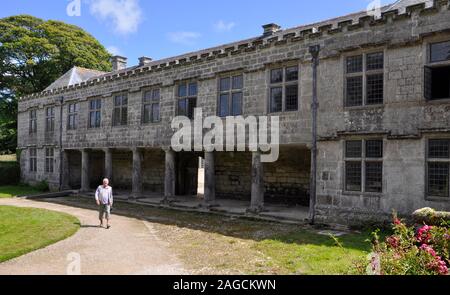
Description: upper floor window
xmin=45 ymin=106 xmax=55 ymax=132
xmin=29 ymin=110 xmax=37 ymax=134
xmin=177 ymin=82 xmax=197 ymax=119
xmin=143 ymin=88 xmax=161 ymax=123
xmin=89 ymin=99 xmax=102 ymax=128
xmin=45 ymin=147 xmax=54 ymax=173
xmin=29 ymin=148 xmax=37 ymax=172
xmin=427 ymin=139 xmax=449 ymax=198
xmin=344 ymin=139 xmax=383 ymax=193
xmin=269 ymin=66 xmax=299 ymax=113
xmin=345 ymin=52 xmax=384 ymax=107
xmin=112 ymin=94 xmax=128 ymax=126
xmin=218 ymin=75 xmax=243 ymax=117
xmin=425 ymin=41 xmax=450 ymax=101
xmin=67 ymin=103 xmax=78 ymax=130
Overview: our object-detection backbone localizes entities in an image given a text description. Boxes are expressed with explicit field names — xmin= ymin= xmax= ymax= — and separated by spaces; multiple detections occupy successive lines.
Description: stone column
xmin=163 ymin=148 xmax=176 ymax=202
xmin=104 ymin=148 xmax=113 ymax=182
xmin=131 ymin=148 xmax=143 ymax=199
xmin=81 ymin=149 xmax=90 ymax=192
xmin=204 ymin=152 xmax=219 ymax=208
xmin=249 ymin=151 xmax=264 ymax=213
xmin=61 ymin=150 xmax=70 ymax=190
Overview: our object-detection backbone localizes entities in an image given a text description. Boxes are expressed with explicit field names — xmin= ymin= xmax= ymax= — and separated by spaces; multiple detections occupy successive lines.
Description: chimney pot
xmin=262 ymin=23 xmax=281 ymax=36
xmin=138 ymin=56 xmax=153 ymax=66
xmin=110 ymin=55 xmax=127 ymax=71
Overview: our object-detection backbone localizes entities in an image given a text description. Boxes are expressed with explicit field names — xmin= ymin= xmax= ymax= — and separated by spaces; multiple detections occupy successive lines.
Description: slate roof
xmin=44 ymin=67 xmax=107 ymax=91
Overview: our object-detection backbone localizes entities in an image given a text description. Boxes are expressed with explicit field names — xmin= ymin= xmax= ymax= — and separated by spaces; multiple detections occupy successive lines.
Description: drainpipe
xmin=309 ymin=45 xmax=320 ymax=225
xmin=58 ymin=96 xmax=64 ymax=191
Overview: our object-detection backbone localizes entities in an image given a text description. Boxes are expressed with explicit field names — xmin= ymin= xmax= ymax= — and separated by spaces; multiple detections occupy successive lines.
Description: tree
xmin=0 ymin=15 xmax=112 ymax=153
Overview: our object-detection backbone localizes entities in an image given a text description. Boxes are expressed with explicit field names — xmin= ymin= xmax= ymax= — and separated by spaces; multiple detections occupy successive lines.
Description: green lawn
xmin=0 ymin=206 xmax=80 ymax=263
xmin=0 ymin=185 xmax=44 ymax=198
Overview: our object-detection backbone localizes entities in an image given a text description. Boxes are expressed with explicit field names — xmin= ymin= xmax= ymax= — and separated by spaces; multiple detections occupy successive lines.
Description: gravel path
xmin=0 ymin=198 xmax=186 ymax=275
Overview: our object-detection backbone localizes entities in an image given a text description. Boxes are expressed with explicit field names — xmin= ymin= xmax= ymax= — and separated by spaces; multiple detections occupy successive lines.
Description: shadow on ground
xmin=30 ymin=196 xmax=376 ymax=253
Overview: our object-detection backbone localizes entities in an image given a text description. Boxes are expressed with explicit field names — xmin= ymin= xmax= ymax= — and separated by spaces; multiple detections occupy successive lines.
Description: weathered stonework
xmin=17 ymin=0 xmax=450 ymax=225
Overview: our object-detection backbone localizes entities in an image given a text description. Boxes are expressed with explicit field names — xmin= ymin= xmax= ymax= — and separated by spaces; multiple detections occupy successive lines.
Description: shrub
xmin=356 ymin=214 xmax=449 ymax=275
xmin=0 ymin=162 xmax=20 ymax=185
xmin=413 ymin=208 xmax=450 ymax=226
xmin=34 ymin=180 xmax=49 ymax=192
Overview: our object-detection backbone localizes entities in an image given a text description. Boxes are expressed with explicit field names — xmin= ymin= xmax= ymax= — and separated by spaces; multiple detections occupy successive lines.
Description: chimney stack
xmin=262 ymin=23 xmax=281 ymax=36
xmin=110 ymin=56 xmax=127 ymax=71
xmin=138 ymin=56 xmax=153 ymax=66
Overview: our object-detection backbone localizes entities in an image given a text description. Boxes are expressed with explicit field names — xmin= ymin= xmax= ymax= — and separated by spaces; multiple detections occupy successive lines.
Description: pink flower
xmin=417 ymin=225 xmax=433 ymax=244
xmin=420 ymin=244 xmax=437 ymax=257
xmin=393 ymin=218 xmax=402 ymax=225
xmin=386 ymin=236 xmax=400 ymax=248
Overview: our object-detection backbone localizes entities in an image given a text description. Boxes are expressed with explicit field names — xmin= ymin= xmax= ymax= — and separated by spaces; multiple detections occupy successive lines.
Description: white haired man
xmin=95 ymin=178 xmax=113 ymax=229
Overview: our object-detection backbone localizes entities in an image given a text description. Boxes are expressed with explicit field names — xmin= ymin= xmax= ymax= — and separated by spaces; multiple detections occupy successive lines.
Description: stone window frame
xmin=424 ymin=38 xmax=450 ymax=102
xmin=45 ymin=106 xmax=55 ymax=133
xmin=425 ymin=136 xmax=450 ymax=201
xmin=29 ymin=109 xmax=37 ymax=134
xmin=343 ymin=138 xmax=384 ymax=195
xmin=217 ymin=73 xmax=244 ymax=117
xmin=29 ymin=147 xmax=37 ymax=173
xmin=67 ymin=102 xmax=78 ymax=130
xmin=112 ymin=92 xmax=128 ymax=127
xmin=88 ymin=98 xmax=102 ymax=129
xmin=267 ymin=62 xmax=300 ymax=114
xmin=343 ymin=49 xmax=385 ymax=108
xmin=44 ymin=147 xmax=54 ymax=174
xmin=142 ymin=87 xmax=161 ymax=124
xmin=176 ymin=80 xmax=198 ymax=120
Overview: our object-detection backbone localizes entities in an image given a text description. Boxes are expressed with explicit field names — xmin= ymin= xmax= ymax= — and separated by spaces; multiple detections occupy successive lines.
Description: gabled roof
xmin=44 ymin=66 xmax=107 ymax=91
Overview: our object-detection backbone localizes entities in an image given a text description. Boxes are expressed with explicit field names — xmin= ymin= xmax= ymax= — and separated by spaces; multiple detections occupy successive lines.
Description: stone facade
xmin=17 ymin=0 xmax=450 ymax=225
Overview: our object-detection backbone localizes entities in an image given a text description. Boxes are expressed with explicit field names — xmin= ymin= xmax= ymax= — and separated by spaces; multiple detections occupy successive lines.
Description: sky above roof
xmin=1 ymin=0 xmax=399 ymax=67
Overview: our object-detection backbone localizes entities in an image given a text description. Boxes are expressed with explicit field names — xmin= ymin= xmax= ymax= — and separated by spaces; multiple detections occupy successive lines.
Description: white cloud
xmin=89 ymin=0 xmax=142 ymax=35
xmin=106 ymin=46 xmax=122 ymax=56
xmin=167 ymin=31 xmax=201 ymax=45
xmin=213 ymin=20 xmax=236 ymax=33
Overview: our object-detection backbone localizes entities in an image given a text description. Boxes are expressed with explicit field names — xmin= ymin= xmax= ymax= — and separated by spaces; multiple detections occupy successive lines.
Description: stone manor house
xmin=17 ymin=0 xmax=450 ymax=225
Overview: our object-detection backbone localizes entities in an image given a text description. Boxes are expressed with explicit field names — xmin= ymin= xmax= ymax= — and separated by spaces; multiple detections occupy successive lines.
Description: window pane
xmin=346 ymin=141 xmax=362 ymax=158
xmin=143 ymin=104 xmax=151 ymax=123
xmin=178 ymin=99 xmax=187 ymax=116
xmin=220 ymin=77 xmax=230 ymax=92
xmin=95 ymin=111 xmax=101 ymax=127
xmin=346 ymin=76 xmax=363 ymax=107
xmin=366 ymin=140 xmax=383 ymax=158
xmin=121 ymin=107 xmax=128 ymax=125
xmin=152 ymin=103 xmax=160 ymax=122
xmin=366 ymin=162 xmax=383 ymax=193
xmin=428 ymin=162 xmax=449 ymax=197
xmin=285 ymin=84 xmax=298 ymax=111
xmin=430 ymin=41 xmax=450 ymax=63
xmin=143 ymin=91 xmax=152 ymax=102
xmin=271 ymin=69 xmax=283 ymax=83
xmin=90 ymin=100 xmax=96 ymax=110
xmin=231 ymin=92 xmax=242 ymax=116
xmin=286 ymin=66 xmax=299 ymax=81
xmin=152 ymin=89 xmax=160 ymax=100
xmin=346 ymin=55 xmax=363 ymax=73
xmin=188 ymin=82 xmax=197 ymax=96
xmin=113 ymin=108 xmax=121 ymax=126
xmin=89 ymin=112 xmax=96 ymax=128
xmin=366 ymin=52 xmax=384 ymax=70
xmin=270 ymin=87 xmax=282 ymax=112
xmin=232 ymin=75 xmax=243 ymax=90
xmin=114 ymin=96 xmax=122 ymax=106
xmin=429 ymin=139 xmax=450 ymax=158
xmin=96 ymin=99 xmax=101 ymax=109
xmin=219 ymin=94 xmax=229 ymax=117
xmin=178 ymin=84 xmax=187 ymax=97
xmin=367 ymin=74 xmax=384 ymax=105
xmin=188 ymin=97 xmax=197 ymax=119
xmin=345 ymin=161 xmax=362 ymax=191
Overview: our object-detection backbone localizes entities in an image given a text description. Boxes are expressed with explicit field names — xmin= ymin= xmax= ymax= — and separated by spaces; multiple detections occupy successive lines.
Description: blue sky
xmin=1 ymin=0 xmax=394 ymax=66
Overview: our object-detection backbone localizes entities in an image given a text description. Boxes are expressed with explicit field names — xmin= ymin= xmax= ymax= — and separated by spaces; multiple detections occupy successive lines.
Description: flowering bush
xmin=360 ymin=215 xmax=449 ymax=275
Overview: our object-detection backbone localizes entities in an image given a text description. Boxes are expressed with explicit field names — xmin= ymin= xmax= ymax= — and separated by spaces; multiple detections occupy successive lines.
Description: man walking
xmin=95 ymin=178 xmax=113 ymax=229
